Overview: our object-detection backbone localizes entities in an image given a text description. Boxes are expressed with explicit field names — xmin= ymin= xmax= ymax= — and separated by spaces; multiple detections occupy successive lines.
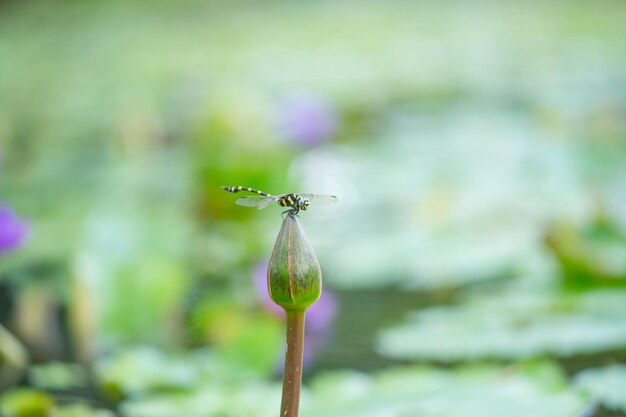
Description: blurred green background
xmin=1 ymin=0 xmax=626 ymax=416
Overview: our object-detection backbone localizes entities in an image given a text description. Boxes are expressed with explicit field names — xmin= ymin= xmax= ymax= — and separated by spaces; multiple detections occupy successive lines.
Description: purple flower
xmin=254 ymin=262 xmax=284 ymax=316
xmin=278 ymin=96 xmax=337 ymax=148
xmin=0 ymin=205 xmax=28 ymax=253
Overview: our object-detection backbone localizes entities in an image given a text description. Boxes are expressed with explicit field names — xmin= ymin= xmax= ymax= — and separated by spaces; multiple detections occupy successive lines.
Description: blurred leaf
xmin=378 ymin=290 xmax=626 ymax=361
xmin=94 ymin=342 xmax=283 ymax=402
xmin=0 ymin=324 xmax=28 ymax=389
xmin=28 ymin=362 xmax=87 ymax=391
xmin=190 ymin=295 xmax=283 ymax=375
xmin=69 ymin=154 xmax=191 ymax=350
xmin=575 ymin=364 xmax=626 ymax=412
xmin=117 ymin=362 xmax=588 ymax=417
xmin=95 ymin=347 xmax=205 ymax=396
xmin=214 ymin=315 xmax=282 ymax=376
xmin=52 ymin=405 xmax=115 ymax=417
xmin=302 ymin=364 xmax=589 ymax=417
xmin=0 ymin=388 xmax=54 ymax=417
xmin=545 ymin=217 xmax=626 ymax=289
xmin=119 ymin=380 xmax=281 ymax=417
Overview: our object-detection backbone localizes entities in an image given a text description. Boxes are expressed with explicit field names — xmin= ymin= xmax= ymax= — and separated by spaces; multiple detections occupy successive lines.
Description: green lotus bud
xmin=268 ymin=213 xmax=321 ymax=312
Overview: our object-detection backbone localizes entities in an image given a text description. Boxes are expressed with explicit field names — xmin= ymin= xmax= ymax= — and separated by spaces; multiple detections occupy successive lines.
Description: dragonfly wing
xmin=299 ymin=194 xmax=338 ymax=205
xmin=235 ymin=196 xmax=277 ymax=208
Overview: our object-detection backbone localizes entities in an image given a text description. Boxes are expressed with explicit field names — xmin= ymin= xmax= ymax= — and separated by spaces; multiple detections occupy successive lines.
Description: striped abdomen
xmin=221 ymin=186 xmax=272 ymax=197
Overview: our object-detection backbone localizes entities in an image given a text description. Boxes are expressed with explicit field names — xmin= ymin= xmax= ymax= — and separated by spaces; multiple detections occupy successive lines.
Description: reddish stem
xmin=280 ymin=310 xmax=306 ymax=417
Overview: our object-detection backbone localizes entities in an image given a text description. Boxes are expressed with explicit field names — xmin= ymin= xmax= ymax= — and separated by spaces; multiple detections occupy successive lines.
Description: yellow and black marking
xmin=222 ymin=186 xmax=310 ymax=214
xmin=220 ymin=185 xmax=339 ymax=215
xmin=277 ymin=193 xmax=299 ymax=208
xmin=221 ymin=186 xmax=273 ymax=197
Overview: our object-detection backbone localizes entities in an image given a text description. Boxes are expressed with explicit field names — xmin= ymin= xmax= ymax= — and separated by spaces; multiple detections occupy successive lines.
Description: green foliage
xmin=95 ymin=347 xmax=209 ymax=396
xmin=0 ymin=324 xmax=28 ymax=389
xmin=215 ymin=315 xmax=283 ymax=375
xmin=545 ymin=217 xmax=626 ymax=289
xmin=93 ymin=347 xmax=283 ymax=416
xmin=0 ymin=389 xmax=54 ymax=417
xmin=94 ymin=344 xmax=282 ymax=400
xmin=0 ymin=389 xmax=113 ymax=417
xmin=28 ymin=362 xmax=87 ymax=391
xmin=120 ymin=381 xmax=282 ymax=417
xmin=53 ymin=405 xmax=114 ymax=417
xmin=67 ymin=155 xmax=191 ymax=350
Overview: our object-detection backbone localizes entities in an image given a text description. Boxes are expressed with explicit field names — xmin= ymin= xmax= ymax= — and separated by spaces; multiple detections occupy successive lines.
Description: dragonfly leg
xmin=282 ymin=209 xmax=298 ymax=219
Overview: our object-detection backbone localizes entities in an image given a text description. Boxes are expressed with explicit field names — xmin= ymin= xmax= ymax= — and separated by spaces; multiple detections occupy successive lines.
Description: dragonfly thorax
xmin=278 ymin=193 xmax=308 ymax=212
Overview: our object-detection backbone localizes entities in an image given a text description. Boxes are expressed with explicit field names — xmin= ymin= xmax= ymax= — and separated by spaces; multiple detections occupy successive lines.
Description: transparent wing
xmin=235 ymin=196 xmax=277 ymax=209
xmin=299 ymin=194 xmax=338 ymax=205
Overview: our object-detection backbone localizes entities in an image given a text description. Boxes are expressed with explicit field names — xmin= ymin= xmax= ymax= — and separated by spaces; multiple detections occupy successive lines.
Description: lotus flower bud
xmin=267 ymin=213 xmax=321 ymax=312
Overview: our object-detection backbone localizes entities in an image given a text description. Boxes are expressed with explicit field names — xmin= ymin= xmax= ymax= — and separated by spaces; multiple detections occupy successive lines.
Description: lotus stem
xmin=280 ymin=310 xmax=306 ymax=417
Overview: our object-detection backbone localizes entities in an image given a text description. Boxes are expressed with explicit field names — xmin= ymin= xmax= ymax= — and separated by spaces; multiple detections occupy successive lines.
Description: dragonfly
xmin=222 ymin=186 xmax=337 ymax=215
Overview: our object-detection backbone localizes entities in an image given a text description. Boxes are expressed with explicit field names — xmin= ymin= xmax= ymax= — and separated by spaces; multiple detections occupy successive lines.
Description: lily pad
xmin=118 ymin=362 xmax=588 ymax=417
xmin=574 ymin=364 xmax=626 ymax=412
xmin=378 ymin=290 xmax=626 ymax=361
xmin=120 ymin=381 xmax=281 ymax=417
xmin=302 ymin=364 xmax=589 ymax=417
xmin=95 ymin=347 xmax=216 ymax=396
xmin=53 ymin=404 xmax=115 ymax=417
xmin=94 ymin=343 xmax=282 ymax=400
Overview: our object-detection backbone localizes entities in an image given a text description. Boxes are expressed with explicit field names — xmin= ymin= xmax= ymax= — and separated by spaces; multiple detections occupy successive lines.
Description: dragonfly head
xmin=299 ymin=197 xmax=310 ymax=211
